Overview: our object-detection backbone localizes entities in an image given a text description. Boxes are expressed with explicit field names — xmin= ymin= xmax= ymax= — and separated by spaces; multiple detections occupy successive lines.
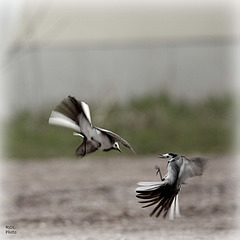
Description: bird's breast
xmin=166 ymin=162 xmax=180 ymax=185
xmin=94 ymin=129 xmax=112 ymax=150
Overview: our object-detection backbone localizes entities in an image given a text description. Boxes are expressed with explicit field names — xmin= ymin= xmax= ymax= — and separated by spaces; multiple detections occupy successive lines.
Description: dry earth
xmin=1 ymin=155 xmax=239 ymax=240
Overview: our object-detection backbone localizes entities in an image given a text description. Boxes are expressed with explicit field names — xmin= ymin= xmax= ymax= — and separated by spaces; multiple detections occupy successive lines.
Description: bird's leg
xmin=82 ymin=139 xmax=87 ymax=156
xmin=155 ymin=165 xmax=164 ymax=181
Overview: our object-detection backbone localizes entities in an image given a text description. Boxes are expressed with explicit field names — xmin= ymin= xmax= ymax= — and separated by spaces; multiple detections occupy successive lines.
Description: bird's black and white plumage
xmin=49 ymin=96 xmax=135 ymax=157
xmin=136 ymin=153 xmax=207 ymax=220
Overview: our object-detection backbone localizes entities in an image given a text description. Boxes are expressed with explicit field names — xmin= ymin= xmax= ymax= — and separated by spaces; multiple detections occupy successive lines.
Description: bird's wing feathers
xmin=138 ymin=182 xmax=163 ymax=186
xmin=136 ymin=181 xmax=178 ymax=218
xmin=55 ymin=97 xmax=79 ymax=124
xmin=73 ymin=132 xmax=84 ymax=137
xmin=53 ymin=96 xmax=92 ymax=125
xmin=136 ymin=182 xmax=163 ymax=191
xmin=96 ymin=127 xmax=136 ymax=153
xmin=178 ymin=156 xmax=208 ymax=184
xmin=49 ymin=96 xmax=93 ymax=136
xmin=80 ymin=101 xmax=92 ymax=124
xmin=49 ymin=111 xmax=81 ymax=132
xmin=68 ymin=96 xmax=92 ymax=126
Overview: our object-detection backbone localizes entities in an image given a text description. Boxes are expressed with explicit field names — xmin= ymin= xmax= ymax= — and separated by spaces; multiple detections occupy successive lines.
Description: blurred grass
xmin=4 ymin=93 xmax=234 ymax=159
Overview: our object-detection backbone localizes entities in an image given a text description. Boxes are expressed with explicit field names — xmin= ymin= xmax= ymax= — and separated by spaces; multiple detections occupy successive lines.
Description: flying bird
xmin=136 ymin=153 xmax=207 ymax=220
xmin=49 ymin=96 xmax=135 ymax=157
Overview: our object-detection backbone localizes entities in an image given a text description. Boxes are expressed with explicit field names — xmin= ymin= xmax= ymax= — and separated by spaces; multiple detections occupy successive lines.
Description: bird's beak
xmin=158 ymin=154 xmax=166 ymax=158
xmin=117 ymin=147 xmax=122 ymax=153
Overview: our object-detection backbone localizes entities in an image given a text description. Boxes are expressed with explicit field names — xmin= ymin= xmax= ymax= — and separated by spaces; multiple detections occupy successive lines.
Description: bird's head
xmin=158 ymin=153 xmax=178 ymax=159
xmin=113 ymin=142 xmax=121 ymax=152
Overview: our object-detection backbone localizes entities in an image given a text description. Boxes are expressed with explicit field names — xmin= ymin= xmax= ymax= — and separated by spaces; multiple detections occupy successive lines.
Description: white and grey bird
xmin=49 ymin=96 xmax=135 ymax=157
xmin=136 ymin=153 xmax=207 ymax=220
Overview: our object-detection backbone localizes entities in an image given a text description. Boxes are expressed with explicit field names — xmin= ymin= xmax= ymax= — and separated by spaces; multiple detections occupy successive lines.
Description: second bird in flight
xmin=49 ymin=96 xmax=135 ymax=157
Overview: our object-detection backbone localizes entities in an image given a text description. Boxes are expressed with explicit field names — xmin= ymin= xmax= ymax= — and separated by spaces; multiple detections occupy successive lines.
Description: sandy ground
xmin=1 ymin=155 xmax=239 ymax=240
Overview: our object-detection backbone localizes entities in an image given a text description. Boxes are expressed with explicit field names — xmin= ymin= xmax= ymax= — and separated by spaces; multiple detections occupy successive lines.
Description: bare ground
xmin=1 ymin=155 xmax=239 ymax=240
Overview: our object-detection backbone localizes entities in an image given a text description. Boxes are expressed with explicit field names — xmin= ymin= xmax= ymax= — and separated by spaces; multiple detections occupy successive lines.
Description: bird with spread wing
xmin=49 ymin=96 xmax=135 ymax=157
xmin=136 ymin=153 xmax=208 ymax=220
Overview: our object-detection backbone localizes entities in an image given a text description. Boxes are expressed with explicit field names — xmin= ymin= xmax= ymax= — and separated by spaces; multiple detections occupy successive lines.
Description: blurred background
xmin=0 ymin=1 xmax=239 ymax=239
xmin=1 ymin=0 xmax=238 ymax=159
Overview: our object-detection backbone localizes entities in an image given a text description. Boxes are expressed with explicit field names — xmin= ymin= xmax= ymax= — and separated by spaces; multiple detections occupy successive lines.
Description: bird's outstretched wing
xmin=136 ymin=181 xmax=179 ymax=218
xmin=178 ymin=156 xmax=208 ymax=185
xmin=49 ymin=96 xmax=93 ymax=134
xmin=96 ymin=127 xmax=136 ymax=154
xmin=49 ymin=111 xmax=81 ymax=132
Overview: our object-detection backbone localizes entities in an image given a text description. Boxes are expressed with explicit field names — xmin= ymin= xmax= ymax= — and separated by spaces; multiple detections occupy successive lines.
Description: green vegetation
xmin=4 ymin=94 xmax=234 ymax=159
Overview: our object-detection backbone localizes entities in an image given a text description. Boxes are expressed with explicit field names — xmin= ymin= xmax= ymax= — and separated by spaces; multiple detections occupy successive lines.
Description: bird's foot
xmin=155 ymin=165 xmax=160 ymax=174
xmin=155 ymin=165 xmax=163 ymax=181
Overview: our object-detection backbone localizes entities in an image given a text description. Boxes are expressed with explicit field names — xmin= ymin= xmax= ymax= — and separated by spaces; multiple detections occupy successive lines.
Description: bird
xmin=136 ymin=153 xmax=208 ymax=220
xmin=49 ymin=96 xmax=135 ymax=157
